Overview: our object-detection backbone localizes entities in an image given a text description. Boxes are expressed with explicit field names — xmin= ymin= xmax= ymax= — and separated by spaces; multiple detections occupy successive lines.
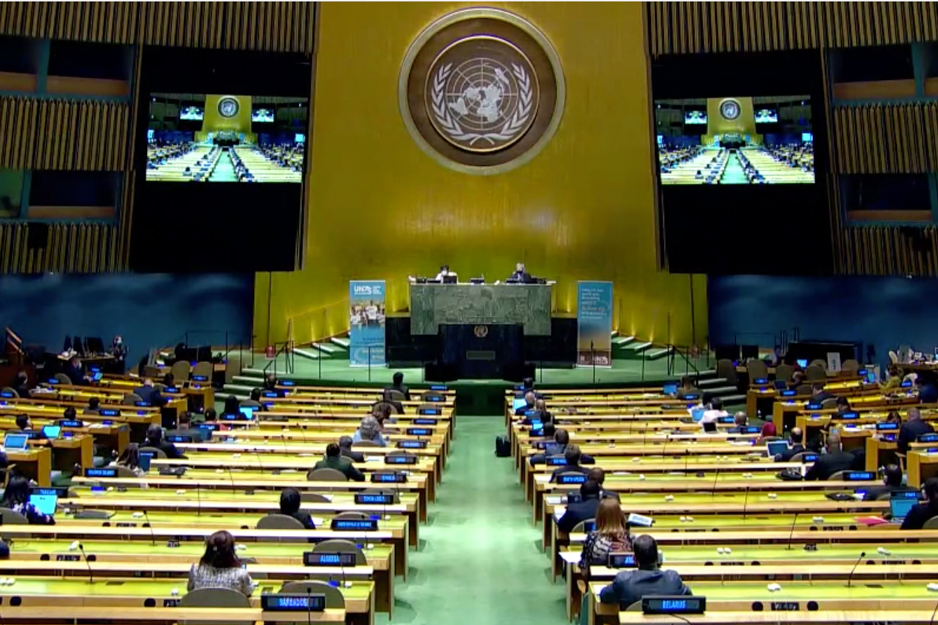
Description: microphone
xmin=142 ymin=510 xmax=156 ymax=546
xmin=73 ymin=541 xmax=94 ymax=584
xmin=280 ymin=434 xmax=289 ymax=453
xmin=711 ymin=467 xmax=720 ymax=497
xmin=785 ymin=512 xmax=799 ymax=550
xmin=254 ymin=448 xmax=265 ymax=473
xmin=306 ymin=587 xmax=313 ymax=625
xmin=741 ymin=486 xmax=750 ymax=519
xmin=929 ymin=598 xmax=938 ymax=625
xmin=845 ymin=551 xmax=866 ymax=587
xmin=196 ymin=481 xmax=202 ymax=517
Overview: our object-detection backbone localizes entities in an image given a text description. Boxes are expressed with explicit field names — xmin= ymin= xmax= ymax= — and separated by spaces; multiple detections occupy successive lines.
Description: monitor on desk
xmin=41 ymin=425 xmax=61 ymax=440
xmin=890 ymin=491 xmax=918 ymax=521
xmin=138 ymin=451 xmax=154 ymax=472
xmin=766 ymin=440 xmax=789 ymax=457
xmin=238 ymin=407 xmax=254 ymax=421
xmin=92 ymin=371 xmax=103 ymax=382
xmin=28 ymin=491 xmax=57 ymax=516
xmin=866 ymin=371 xmax=877 ymax=384
xmin=796 ymin=359 xmax=808 ymax=368
xmin=3 ymin=433 xmax=28 ymax=450
xmin=662 ymin=383 xmax=678 ymax=396
xmin=442 ymin=275 xmax=457 ymax=284
xmin=512 ymin=398 xmax=528 ymax=412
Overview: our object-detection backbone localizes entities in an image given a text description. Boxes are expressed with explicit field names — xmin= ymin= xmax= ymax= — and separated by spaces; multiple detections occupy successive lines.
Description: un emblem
xmin=218 ymin=96 xmax=240 ymax=118
xmin=400 ymin=8 xmax=565 ymax=174
xmin=474 ymin=325 xmax=489 ymax=338
xmin=720 ymin=99 xmax=741 ymax=121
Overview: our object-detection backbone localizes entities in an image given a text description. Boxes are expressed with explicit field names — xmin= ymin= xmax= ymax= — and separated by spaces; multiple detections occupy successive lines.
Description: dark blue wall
xmin=708 ymin=275 xmax=938 ymax=366
xmin=0 ymin=273 xmax=255 ymax=366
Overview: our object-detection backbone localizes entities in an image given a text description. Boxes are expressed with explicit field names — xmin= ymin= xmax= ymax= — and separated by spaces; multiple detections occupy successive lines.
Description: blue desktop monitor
xmin=41 ymin=425 xmax=61 ymax=440
xmin=662 ymin=383 xmax=678 ymax=396
xmin=3 ymin=433 xmax=28 ymax=450
xmin=796 ymin=359 xmax=808 ymax=368
xmin=29 ymin=491 xmax=57 ymax=516
xmin=238 ymin=407 xmax=254 ymax=421
xmin=890 ymin=492 xmax=918 ymax=520
xmin=139 ymin=451 xmax=154 ymax=472
xmin=512 ymin=398 xmax=528 ymax=412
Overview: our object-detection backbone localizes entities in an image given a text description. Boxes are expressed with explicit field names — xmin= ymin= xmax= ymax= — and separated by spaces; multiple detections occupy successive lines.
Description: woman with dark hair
xmin=0 ymin=476 xmax=54 ymax=525
xmin=110 ymin=443 xmax=146 ymax=478
xmin=187 ymin=530 xmax=253 ymax=595
xmin=222 ymin=395 xmax=241 ymax=419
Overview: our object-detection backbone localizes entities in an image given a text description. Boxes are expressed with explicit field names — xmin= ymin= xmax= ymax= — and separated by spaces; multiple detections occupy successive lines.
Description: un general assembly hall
xmin=7 ymin=2 xmax=938 ymax=624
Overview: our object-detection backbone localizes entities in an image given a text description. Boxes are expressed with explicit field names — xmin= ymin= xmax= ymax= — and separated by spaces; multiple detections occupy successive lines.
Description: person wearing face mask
xmin=112 ymin=336 xmax=127 ymax=373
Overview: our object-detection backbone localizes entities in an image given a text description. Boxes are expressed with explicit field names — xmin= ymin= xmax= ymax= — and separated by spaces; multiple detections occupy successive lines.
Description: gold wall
xmin=254 ymin=2 xmax=707 ymax=348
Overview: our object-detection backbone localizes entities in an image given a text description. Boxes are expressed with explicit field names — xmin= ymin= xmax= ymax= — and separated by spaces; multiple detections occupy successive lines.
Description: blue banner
xmin=577 ymin=281 xmax=613 ymax=367
xmin=349 ymin=280 xmax=386 ymax=367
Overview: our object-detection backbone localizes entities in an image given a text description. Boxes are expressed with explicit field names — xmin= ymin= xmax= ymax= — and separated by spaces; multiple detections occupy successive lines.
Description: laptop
xmin=3 ymin=433 xmax=28 ymax=450
xmin=92 ymin=371 xmax=103 ymax=382
xmin=41 ymin=425 xmax=62 ymax=440
xmin=889 ymin=491 xmax=919 ymax=523
xmin=866 ymin=371 xmax=877 ymax=384
xmin=766 ymin=440 xmax=789 ymax=458
xmin=691 ymin=408 xmax=706 ymax=423
xmin=662 ymin=383 xmax=678 ymax=396
xmin=238 ymin=407 xmax=254 ymax=421
xmin=138 ymin=451 xmax=154 ymax=473
xmin=29 ymin=490 xmax=58 ymax=516
xmin=796 ymin=359 xmax=808 ymax=368
xmin=512 ymin=398 xmax=528 ymax=412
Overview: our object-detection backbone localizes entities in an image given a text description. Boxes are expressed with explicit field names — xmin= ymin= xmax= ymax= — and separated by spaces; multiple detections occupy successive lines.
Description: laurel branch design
xmin=431 ymin=61 xmax=533 ymax=147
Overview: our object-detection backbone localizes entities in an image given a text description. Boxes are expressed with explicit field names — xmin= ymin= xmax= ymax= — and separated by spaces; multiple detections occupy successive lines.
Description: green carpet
xmin=719 ymin=152 xmax=748 ymax=184
xmin=209 ymin=152 xmax=238 ymax=182
xmin=375 ymin=416 xmax=564 ymax=625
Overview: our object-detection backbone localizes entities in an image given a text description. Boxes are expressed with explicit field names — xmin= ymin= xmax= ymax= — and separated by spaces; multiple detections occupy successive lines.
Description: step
xmin=221 ymin=384 xmax=255 ymax=395
xmin=698 ymin=377 xmax=728 ymax=388
xmin=294 ymin=348 xmax=321 ymax=361
xmin=704 ymin=385 xmax=739 ymax=396
xmin=312 ymin=342 xmax=341 ymax=354
xmin=720 ymin=394 xmax=747 ymax=405
xmin=611 ymin=335 xmax=635 ymax=347
xmin=232 ymin=375 xmax=265 ymax=386
xmin=624 ymin=341 xmax=652 ymax=353
xmin=643 ymin=347 xmax=673 ymax=361
xmin=330 ymin=337 xmax=350 ymax=349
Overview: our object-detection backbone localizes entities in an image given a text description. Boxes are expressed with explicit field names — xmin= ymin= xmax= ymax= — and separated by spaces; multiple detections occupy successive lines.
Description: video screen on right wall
xmin=655 ymin=95 xmax=814 ymax=185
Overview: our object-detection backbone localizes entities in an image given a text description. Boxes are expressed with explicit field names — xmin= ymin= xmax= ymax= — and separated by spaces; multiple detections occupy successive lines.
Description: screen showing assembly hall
xmin=654 ymin=96 xmax=814 ymax=185
xmin=145 ymin=94 xmax=307 ymax=183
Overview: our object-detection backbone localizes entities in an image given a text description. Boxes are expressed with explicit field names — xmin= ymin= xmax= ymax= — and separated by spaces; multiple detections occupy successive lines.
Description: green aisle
xmin=719 ymin=152 xmax=749 ymax=184
xmin=209 ymin=151 xmax=238 ymax=182
xmin=376 ymin=416 xmax=564 ymax=625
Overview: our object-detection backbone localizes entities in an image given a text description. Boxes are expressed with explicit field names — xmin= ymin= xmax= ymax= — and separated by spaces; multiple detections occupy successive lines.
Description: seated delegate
xmin=532 ymin=429 xmax=595 ymax=465
xmin=557 ymin=479 xmax=601 ymax=534
xmin=0 ymin=476 xmax=54 ymax=525
xmin=279 ymin=487 xmax=315 ymax=529
xmin=804 ymin=431 xmax=857 ymax=481
xmin=311 ymin=443 xmax=365 ymax=482
xmin=901 ymin=477 xmax=938 ymax=530
xmin=588 ymin=467 xmax=620 ymax=501
xmin=599 ymin=534 xmax=692 ymax=608
xmin=860 ymin=464 xmax=905 ymax=501
xmin=109 ymin=443 xmax=147 ymax=479
xmin=353 ymin=416 xmax=386 ymax=447
xmin=187 ymin=530 xmax=253 ymax=596
xmin=550 ymin=444 xmax=595 ymax=481
xmin=339 ymin=435 xmax=365 ymax=463
xmin=773 ymin=427 xmax=805 ymax=462
xmin=144 ymin=424 xmax=186 ymax=459
xmin=898 ymin=407 xmax=934 ymax=455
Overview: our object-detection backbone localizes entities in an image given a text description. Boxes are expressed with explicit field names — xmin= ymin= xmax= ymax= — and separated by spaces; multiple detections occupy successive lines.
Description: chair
xmin=306 ymin=468 xmax=348 ymax=482
xmin=192 ymin=361 xmax=213 ymax=380
xmin=300 ymin=492 xmax=331 ymax=503
xmin=805 ymin=365 xmax=827 ymax=381
xmin=333 ymin=511 xmax=369 ymax=521
xmin=54 ymin=373 xmax=71 ymax=385
xmin=180 ymin=587 xmax=251 ymax=625
xmin=625 ymin=601 xmax=644 ymax=611
xmin=0 ymin=387 xmax=17 ymax=398
xmin=774 ymin=363 xmax=794 ymax=383
xmin=923 ymin=516 xmax=938 ymax=530
xmin=256 ymin=513 xmax=305 ymax=531
xmin=889 ymin=350 xmax=900 ymax=364
xmin=820 ymin=398 xmax=838 ymax=409
xmin=387 ymin=389 xmax=406 ymax=402
xmin=0 ymin=507 xmax=30 ymax=540
xmin=139 ymin=446 xmax=167 ymax=459
xmin=795 ymin=383 xmax=813 ymax=396
xmin=313 ymin=539 xmax=367 ymax=565
xmin=841 ymin=359 xmax=860 ymax=374
xmin=123 ymin=393 xmax=143 ymax=405
xmin=715 ymin=359 xmax=738 ymax=388
xmin=353 ymin=440 xmax=381 ymax=448
xmin=746 ymin=359 xmax=769 ymax=382
xmin=171 ymin=360 xmax=191 ymax=382
xmin=570 ymin=518 xmax=596 ymax=534
xmin=827 ymin=471 xmax=846 ymax=481
xmin=874 ymin=492 xmax=894 ymax=501
xmin=278 ymin=580 xmax=345 ymax=609
xmin=113 ymin=466 xmax=139 ymax=479
xmin=789 ymin=452 xmax=809 ymax=462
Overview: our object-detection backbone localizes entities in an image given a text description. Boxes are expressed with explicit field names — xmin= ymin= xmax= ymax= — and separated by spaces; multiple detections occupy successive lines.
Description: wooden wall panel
xmin=831 ymin=103 xmax=938 ymax=174
xmin=0 ymin=97 xmax=128 ymax=170
xmin=647 ymin=1 xmax=938 ymax=56
xmin=0 ymin=2 xmax=315 ymax=53
xmin=0 ymin=222 xmax=122 ymax=274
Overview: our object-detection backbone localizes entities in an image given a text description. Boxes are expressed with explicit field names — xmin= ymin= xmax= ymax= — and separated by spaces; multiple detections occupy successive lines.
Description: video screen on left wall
xmin=146 ymin=93 xmax=307 ymax=183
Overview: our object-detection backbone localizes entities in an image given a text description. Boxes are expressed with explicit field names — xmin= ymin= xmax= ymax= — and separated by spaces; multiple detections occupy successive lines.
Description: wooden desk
xmin=7 ymin=447 xmax=52 ymax=486
xmin=0 ymin=606 xmax=346 ymax=623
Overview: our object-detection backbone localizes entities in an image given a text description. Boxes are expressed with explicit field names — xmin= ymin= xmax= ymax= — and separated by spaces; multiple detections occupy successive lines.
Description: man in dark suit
xmin=61 ymin=356 xmax=86 ymax=386
xmin=774 ymin=427 xmax=805 ymax=462
xmin=860 ymin=464 xmax=906 ymax=501
xmin=372 ymin=389 xmax=404 ymax=415
xmin=514 ymin=392 xmax=536 ymax=416
xmin=509 ymin=262 xmax=532 ymax=283
xmin=901 ymin=477 xmax=938 ymax=530
xmin=386 ymin=372 xmax=410 ymax=401
xmin=143 ymin=424 xmax=186 ymax=459
xmin=588 ymin=467 xmax=621 ymax=501
xmin=11 ymin=372 xmax=30 ymax=399
xmin=134 ymin=379 xmax=166 ymax=407
xmin=805 ymin=431 xmax=857 ymax=480
xmin=810 ymin=382 xmax=836 ymax=405
xmin=338 ymin=435 xmax=365 ymax=463
xmin=311 ymin=443 xmax=365 ymax=482
xmin=556 ymin=479 xmax=601 ymax=534
xmin=550 ymin=444 xmax=594 ymax=481
xmin=599 ymin=535 xmax=692 ymax=608
xmin=898 ymin=407 xmax=934 ymax=454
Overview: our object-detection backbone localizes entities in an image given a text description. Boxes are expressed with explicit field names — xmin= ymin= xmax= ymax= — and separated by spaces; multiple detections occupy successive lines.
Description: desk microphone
xmin=279 ymin=434 xmax=289 ymax=453
xmin=73 ymin=541 xmax=94 ymax=584
xmin=196 ymin=481 xmax=202 ymax=517
xmin=142 ymin=510 xmax=156 ymax=545
xmin=710 ymin=467 xmax=720 ymax=497
xmin=306 ymin=587 xmax=313 ymax=625
xmin=785 ymin=512 xmax=799 ymax=550
xmin=845 ymin=551 xmax=866 ymax=587
xmin=928 ymin=597 xmax=938 ymax=625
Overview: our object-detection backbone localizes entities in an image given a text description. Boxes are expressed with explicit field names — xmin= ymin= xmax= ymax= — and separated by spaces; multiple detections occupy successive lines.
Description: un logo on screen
xmin=400 ymin=8 xmax=565 ymax=174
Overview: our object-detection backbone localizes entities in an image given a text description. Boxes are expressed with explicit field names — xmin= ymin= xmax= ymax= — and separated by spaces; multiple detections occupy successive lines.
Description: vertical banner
xmin=349 ymin=280 xmax=386 ymax=367
xmin=577 ymin=281 xmax=613 ymax=367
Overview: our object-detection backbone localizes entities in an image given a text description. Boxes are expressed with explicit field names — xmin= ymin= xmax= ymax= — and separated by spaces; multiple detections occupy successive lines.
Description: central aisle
xmin=378 ymin=416 xmax=564 ymax=625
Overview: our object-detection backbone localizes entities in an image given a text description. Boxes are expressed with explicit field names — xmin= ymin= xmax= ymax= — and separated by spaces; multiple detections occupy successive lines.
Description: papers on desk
xmin=561 ymin=551 xmax=581 ymax=564
xmin=311 ymin=517 xmax=326 ymax=527
xmin=365 ymin=456 xmax=384 ymax=463
xmin=553 ymin=507 xmax=567 ymax=523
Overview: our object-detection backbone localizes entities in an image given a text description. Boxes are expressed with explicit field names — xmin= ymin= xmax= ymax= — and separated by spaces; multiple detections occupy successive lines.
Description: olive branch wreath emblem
xmin=430 ymin=62 xmax=533 ymax=147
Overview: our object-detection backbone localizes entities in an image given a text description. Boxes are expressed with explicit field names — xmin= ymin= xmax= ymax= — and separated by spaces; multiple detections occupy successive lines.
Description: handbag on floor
xmin=495 ymin=435 xmax=511 ymax=457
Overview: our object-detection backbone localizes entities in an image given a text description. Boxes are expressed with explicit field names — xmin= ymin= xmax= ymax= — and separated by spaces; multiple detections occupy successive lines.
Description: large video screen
xmin=146 ymin=93 xmax=307 ymax=183
xmin=655 ymin=95 xmax=814 ymax=186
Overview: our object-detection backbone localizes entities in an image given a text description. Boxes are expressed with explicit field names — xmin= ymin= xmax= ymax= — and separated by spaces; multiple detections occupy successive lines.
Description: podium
xmin=409 ymin=283 xmax=552 ymax=336
xmin=427 ymin=323 xmax=530 ymax=381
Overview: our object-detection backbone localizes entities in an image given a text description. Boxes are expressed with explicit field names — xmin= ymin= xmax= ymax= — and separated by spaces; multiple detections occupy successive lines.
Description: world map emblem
xmin=720 ymin=99 xmax=741 ymax=121
xmin=400 ymin=8 xmax=565 ymax=174
xmin=218 ymin=96 xmax=240 ymax=118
